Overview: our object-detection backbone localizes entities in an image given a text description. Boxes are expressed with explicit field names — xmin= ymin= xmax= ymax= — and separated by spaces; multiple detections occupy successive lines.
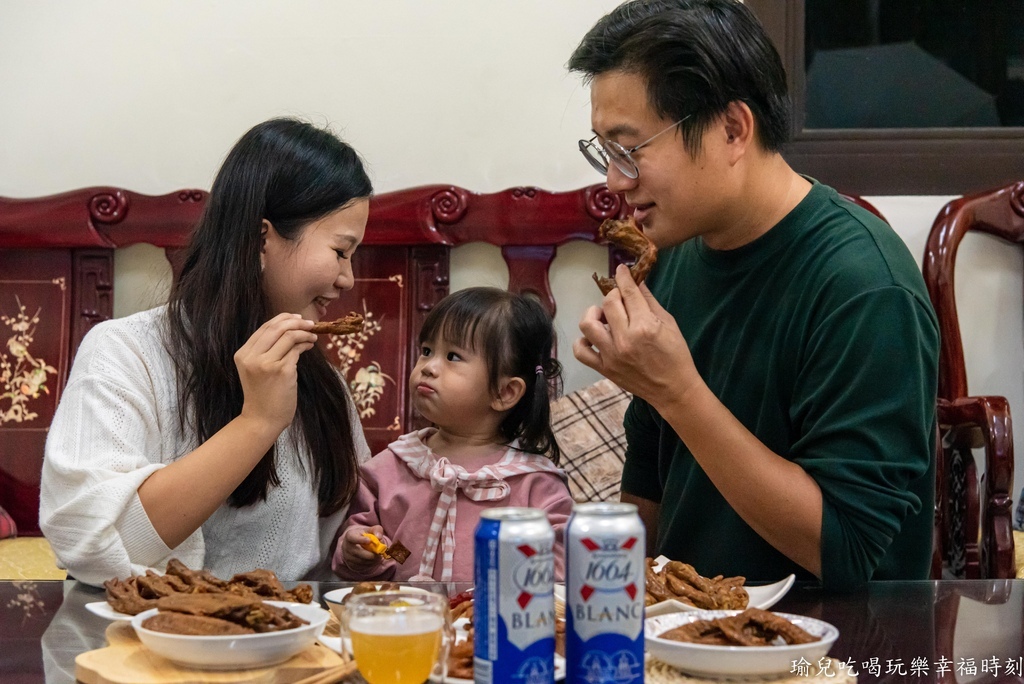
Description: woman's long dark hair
xmin=418 ymin=287 xmax=564 ymax=464
xmin=166 ymin=118 xmax=372 ymax=516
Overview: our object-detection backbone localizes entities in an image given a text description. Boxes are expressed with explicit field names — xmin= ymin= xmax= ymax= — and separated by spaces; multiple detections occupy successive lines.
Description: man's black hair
xmin=569 ymin=0 xmax=791 ymax=156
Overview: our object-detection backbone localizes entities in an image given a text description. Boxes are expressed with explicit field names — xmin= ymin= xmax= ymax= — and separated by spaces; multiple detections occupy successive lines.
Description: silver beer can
xmin=565 ymin=502 xmax=645 ymax=684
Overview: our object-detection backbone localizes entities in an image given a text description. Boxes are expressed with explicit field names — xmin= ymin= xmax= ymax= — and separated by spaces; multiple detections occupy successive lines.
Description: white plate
xmin=321 ymin=585 xmax=433 ymax=621
xmin=316 ymin=633 xmax=345 ymax=655
xmin=131 ymin=600 xmax=330 ymax=670
xmin=645 ymin=556 xmax=795 ymax=617
xmin=85 ymin=601 xmax=133 ymax=622
xmin=645 ymin=610 xmax=839 ymax=678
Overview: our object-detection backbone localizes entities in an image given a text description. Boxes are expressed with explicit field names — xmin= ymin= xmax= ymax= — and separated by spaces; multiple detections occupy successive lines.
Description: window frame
xmin=747 ymin=0 xmax=1024 ymax=195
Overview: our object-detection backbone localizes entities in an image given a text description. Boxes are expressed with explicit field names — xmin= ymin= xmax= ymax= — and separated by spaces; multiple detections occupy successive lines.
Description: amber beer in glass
xmin=343 ymin=591 xmax=449 ymax=684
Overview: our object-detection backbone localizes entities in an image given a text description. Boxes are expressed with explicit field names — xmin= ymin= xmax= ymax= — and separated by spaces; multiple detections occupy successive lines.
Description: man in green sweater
xmin=569 ymin=0 xmax=939 ymax=589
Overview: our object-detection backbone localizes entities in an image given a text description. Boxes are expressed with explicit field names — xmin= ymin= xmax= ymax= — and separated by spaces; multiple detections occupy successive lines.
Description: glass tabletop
xmin=2 ymin=579 xmax=1023 ymax=683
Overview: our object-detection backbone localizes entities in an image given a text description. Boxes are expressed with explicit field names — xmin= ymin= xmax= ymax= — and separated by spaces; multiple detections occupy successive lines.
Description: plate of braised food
xmin=643 ymin=555 xmax=794 ymax=617
xmin=645 ymin=608 xmax=839 ymax=678
xmin=89 ymin=558 xmax=315 ymax=622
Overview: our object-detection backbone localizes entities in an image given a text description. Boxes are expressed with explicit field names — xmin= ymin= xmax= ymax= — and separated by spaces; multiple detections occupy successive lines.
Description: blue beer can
xmin=474 ymin=507 xmax=556 ymax=684
xmin=565 ymin=502 xmax=645 ymax=684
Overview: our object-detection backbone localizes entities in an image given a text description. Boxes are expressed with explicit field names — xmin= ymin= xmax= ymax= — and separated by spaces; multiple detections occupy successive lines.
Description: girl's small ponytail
xmin=514 ymin=351 xmax=563 ymax=465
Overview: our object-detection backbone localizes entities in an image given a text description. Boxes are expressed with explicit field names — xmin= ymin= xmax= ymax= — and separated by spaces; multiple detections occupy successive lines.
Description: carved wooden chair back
xmin=0 ymin=184 xmax=626 ymax=532
xmin=922 ymin=181 xmax=1024 ymax=578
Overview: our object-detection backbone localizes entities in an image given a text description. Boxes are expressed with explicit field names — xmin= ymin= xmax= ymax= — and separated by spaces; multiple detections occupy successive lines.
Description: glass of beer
xmin=341 ymin=590 xmax=451 ymax=684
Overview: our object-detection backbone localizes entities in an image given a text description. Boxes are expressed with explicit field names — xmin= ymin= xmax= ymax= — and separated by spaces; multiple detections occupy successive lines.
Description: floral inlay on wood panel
xmin=325 ymin=299 xmax=396 ymax=420
xmin=0 ymin=297 xmax=58 ymax=425
xmin=4 ymin=582 xmax=47 ymax=622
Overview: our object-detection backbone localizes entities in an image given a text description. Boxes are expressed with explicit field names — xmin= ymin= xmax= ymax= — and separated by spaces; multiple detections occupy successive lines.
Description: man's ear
xmin=491 ymin=376 xmax=527 ymax=412
xmin=722 ymin=100 xmax=755 ymax=164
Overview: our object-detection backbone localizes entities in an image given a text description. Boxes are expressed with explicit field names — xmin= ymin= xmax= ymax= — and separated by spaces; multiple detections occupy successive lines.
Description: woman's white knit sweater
xmin=39 ymin=306 xmax=370 ymax=586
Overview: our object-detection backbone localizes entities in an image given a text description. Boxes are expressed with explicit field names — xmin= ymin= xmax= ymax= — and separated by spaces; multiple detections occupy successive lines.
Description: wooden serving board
xmin=76 ymin=621 xmax=347 ymax=684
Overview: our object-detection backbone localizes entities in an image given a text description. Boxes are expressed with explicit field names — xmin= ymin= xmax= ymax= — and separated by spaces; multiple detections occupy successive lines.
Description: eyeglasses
xmin=578 ymin=116 xmax=691 ymax=179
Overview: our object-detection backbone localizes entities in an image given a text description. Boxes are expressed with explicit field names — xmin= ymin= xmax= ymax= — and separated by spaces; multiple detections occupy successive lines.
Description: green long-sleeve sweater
xmin=622 ymin=181 xmax=939 ymax=590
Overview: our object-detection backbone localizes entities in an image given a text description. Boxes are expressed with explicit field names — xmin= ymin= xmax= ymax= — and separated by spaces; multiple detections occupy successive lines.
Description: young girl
xmin=332 ymin=287 xmax=574 ymax=582
xmin=40 ymin=118 xmax=373 ymax=585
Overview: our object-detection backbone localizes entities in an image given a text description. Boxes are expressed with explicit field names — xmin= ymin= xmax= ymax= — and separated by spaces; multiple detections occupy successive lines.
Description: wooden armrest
xmin=937 ymin=396 xmax=1016 ymax=579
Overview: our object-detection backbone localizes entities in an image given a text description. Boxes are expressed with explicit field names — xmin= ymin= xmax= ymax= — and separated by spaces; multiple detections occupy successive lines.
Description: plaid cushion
xmin=0 ymin=506 xmax=15 ymax=540
xmin=551 ymin=379 xmax=631 ymax=503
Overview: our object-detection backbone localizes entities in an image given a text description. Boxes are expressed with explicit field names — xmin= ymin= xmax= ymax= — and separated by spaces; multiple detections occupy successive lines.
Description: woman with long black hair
xmin=40 ymin=118 xmax=372 ymax=585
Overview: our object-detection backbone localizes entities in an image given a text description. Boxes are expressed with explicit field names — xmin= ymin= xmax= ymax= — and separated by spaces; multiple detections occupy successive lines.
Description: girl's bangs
xmin=421 ymin=296 xmax=501 ymax=352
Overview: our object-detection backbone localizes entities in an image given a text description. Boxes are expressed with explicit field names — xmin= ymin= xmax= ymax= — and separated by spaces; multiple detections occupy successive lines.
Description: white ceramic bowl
xmin=131 ymin=600 xmax=330 ymax=670
xmin=321 ymin=585 xmax=432 ymax=622
xmin=645 ymin=610 xmax=839 ymax=678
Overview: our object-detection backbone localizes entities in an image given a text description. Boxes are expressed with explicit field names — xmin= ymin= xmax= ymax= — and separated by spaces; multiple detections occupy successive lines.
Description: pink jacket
xmin=332 ymin=428 xmax=574 ymax=582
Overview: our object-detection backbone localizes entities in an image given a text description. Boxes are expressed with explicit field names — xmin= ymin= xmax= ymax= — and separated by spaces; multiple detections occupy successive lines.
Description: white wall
xmin=2 ymin=1 xmax=1022 ymax=499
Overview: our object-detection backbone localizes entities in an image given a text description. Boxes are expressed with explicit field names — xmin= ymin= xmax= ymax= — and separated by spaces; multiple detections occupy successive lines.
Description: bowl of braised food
xmin=645 ymin=608 xmax=839 ymax=678
xmin=130 ymin=593 xmax=330 ymax=669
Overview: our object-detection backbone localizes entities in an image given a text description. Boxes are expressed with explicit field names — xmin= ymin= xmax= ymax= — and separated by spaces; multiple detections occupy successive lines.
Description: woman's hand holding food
xmin=234 ymin=313 xmax=317 ymax=435
xmin=139 ymin=313 xmax=316 ymax=549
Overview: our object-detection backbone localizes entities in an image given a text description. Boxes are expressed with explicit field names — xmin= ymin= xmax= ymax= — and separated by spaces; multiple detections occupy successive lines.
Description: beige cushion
xmin=0 ymin=537 xmax=66 ymax=580
xmin=551 ymin=379 xmax=631 ymax=503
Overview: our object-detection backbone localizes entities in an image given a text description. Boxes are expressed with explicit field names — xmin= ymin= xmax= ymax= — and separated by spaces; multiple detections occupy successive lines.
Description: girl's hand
xmin=234 ymin=313 xmax=317 ymax=434
xmin=338 ymin=525 xmax=387 ymax=571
